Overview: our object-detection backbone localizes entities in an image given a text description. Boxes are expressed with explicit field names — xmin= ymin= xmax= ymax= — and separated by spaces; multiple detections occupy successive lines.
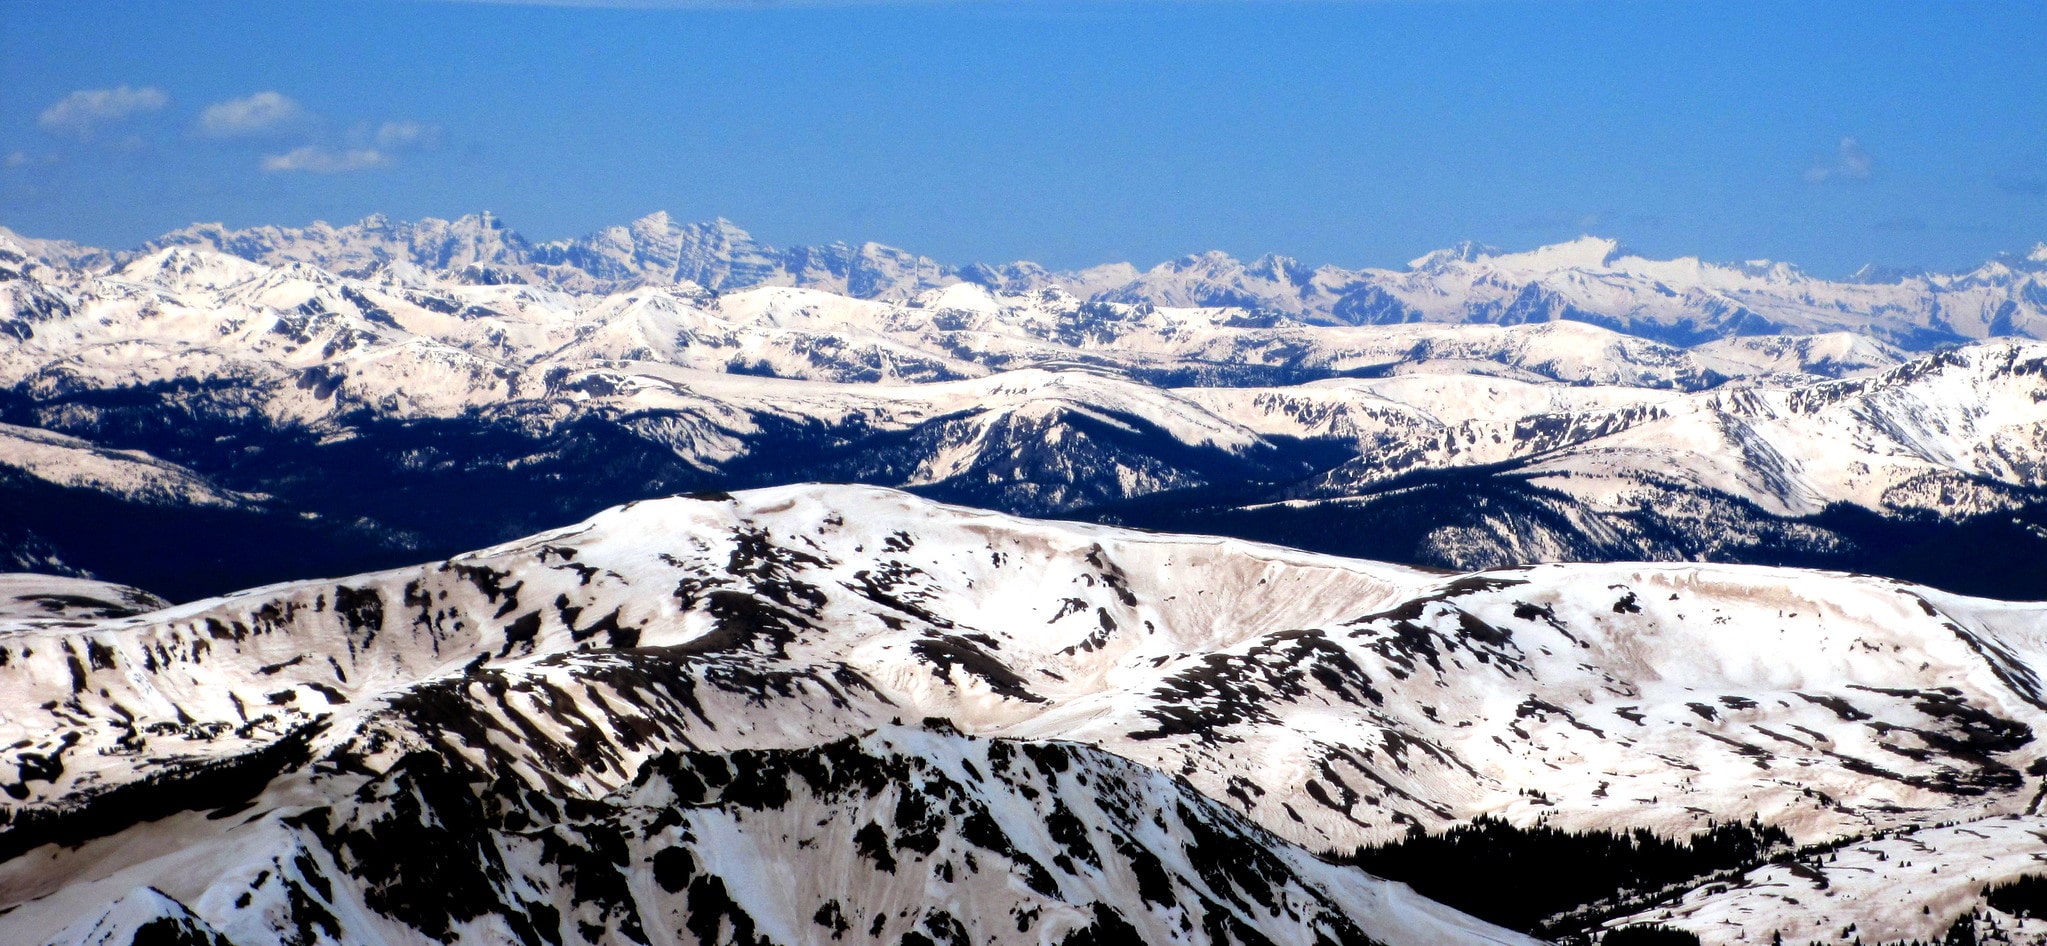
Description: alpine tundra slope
xmin=6 ymin=223 xmax=2047 ymax=600
xmin=4 ymin=486 xmax=2047 ymax=943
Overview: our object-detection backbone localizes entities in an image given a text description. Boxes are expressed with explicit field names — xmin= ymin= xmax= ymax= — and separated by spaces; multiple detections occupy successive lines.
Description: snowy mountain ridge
xmin=13 ymin=213 xmax=2047 ymax=348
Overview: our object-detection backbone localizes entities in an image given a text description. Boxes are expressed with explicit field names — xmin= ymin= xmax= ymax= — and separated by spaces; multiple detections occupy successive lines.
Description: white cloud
xmin=37 ymin=86 xmax=169 ymax=139
xmin=198 ymin=92 xmax=307 ymax=138
xmin=1805 ymin=136 xmax=1873 ymax=183
xmin=371 ymin=120 xmax=441 ymax=150
xmin=260 ymin=146 xmax=391 ymax=174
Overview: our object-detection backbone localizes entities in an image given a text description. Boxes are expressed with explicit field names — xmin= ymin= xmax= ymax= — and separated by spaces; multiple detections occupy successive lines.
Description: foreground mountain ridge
xmin=11 ymin=211 xmax=2047 ymax=347
xmin=5 ymin=484 xmax=2047 ymax=943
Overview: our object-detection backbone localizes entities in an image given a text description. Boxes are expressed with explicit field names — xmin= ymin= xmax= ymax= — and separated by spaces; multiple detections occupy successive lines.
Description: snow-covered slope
xmin=0 ymin=574 xmax=165 ymax=621
xmin=6 ymin=485 xmax=2047 ymax=943
xmin=1604 ymin=815 xmax=2047 ymax=944
xmin=9 ymin=725 xmax=1541 ymax=946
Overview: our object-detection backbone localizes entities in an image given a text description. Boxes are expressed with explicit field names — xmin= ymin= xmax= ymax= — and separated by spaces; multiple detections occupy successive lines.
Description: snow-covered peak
xmin=916 ymin=279 xmax=1004 ymax=313
xmin=1484 ymin=234 xmax=1630 ymax=272
xmin=627 ymin=208 xmax=675 ymax=234
xmin=1846 ymin=262 xmax=1929 ymax=284
xmin=1406 ymin=240 xmax=1501 ymax=272
xmin=112 ymin=246 xmax=269 ymax=292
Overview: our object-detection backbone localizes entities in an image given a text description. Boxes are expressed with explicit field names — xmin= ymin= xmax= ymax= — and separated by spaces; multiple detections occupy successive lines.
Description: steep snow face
xmin=6 ymin=486 xmax=2047 ymax=943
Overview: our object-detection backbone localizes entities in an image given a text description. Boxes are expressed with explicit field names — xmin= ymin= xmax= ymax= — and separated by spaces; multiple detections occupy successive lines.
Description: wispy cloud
xmin=4 ymin=151 xmax=59 ymax=169
xmin=260 ymin=146 xmax=392 ymax=174
xmin=198 ymin=92 xmax=307 ymax=138
xmin=236 ymin=104 xmax=439 ymax=174
xmin=1804 ymin=136 xmax=1873 ymax=183
xmin=1512 ymin=209 xmax=1664 ymax=233
xmin=37 ymin=86 xmax=170 ymax=139
xmin=363 ymin=120 xmax=442 ymax=150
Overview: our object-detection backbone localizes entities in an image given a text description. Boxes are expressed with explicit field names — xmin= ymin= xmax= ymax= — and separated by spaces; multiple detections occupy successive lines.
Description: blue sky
xmin=3 ymin=0 xmax=2043 ymax=277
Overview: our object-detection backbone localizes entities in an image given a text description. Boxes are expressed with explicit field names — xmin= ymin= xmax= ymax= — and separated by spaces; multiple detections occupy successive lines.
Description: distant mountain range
xmin=4 ymin=225 xmax=2047 ymax=603
xmin=12 ymin=211 xmax=2047 ymax=347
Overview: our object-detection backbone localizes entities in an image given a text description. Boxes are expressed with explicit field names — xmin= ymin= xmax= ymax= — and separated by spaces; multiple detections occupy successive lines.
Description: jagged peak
xmin=1983 ymin=241 xmax=2047 ymax=274
xmin=696 ymin=216 xmax=758 ymax=241
xmin=442 ymin=210 xmax=507 ymax=232
xmin=1721 ymin=258 xmax=1805 ymax=281
xmin=1154 ymin=249 xmax=1244 ymax=273
xmin=629 ymin=209 xmax=675 ymax=232
xmin=1848 ymin=262 xmax=1928 ymax=285
xmin=1245 ymin=252 xmax=1312 ymax=283
xmin=0 ymin=227 xmax=31 ymax=258
xmin=1406 ymin=240 xmax=1504 ymax=271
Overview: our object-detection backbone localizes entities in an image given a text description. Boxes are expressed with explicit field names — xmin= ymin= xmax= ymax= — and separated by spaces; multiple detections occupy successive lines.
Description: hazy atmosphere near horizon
xmin=14 ymin=4 xmax=2047 ymax=946
xmin=5 ymin=0 xmax=2046 ymax=275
